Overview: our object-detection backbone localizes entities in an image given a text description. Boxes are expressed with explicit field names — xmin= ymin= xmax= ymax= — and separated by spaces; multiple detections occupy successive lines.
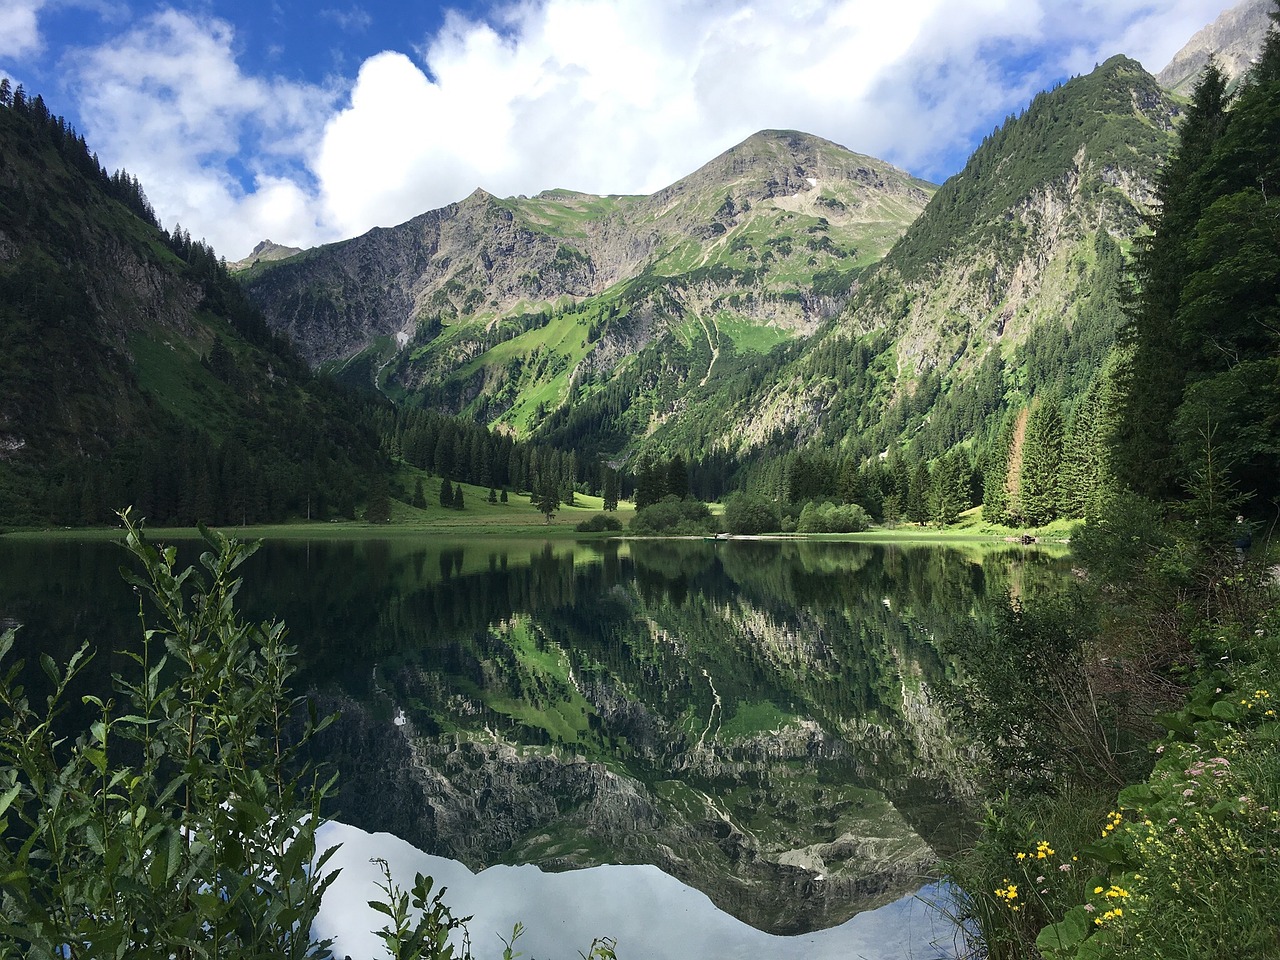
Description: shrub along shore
xmin=944 ymin=512 xmax=1280 ymax=959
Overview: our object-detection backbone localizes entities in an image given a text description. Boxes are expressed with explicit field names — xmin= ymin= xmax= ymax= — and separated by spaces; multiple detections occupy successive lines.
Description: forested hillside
xmin=949 ymin=18 xmax=1280 ymax=955
xmin=3 ymin=28 xmax=1272 ymax=531
xmin=0 ymin=82 xmax=387 ymax=526
xmin=240 ymin=131 xmax=934 ymax=472
xmin=1114 ymin=37 xmax=1280 ymax=512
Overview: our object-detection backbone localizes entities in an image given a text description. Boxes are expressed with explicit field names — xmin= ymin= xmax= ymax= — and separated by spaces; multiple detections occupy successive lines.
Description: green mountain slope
xmin=240 ymin=131 xmax=934 ymax=443
xmin=666 ymin=56 xmax=1180 ymax=465
xmin=0 ymin=88 xmax=385 ymax=526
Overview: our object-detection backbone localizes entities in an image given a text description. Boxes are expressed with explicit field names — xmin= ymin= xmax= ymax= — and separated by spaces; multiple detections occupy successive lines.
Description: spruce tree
xmin=1114 ymin=61 xmax=1229 ymax=497
xmin=439 ymin=478 xmax=453 ymax=508
xmin=534 ymin=474 xmax=560 ymax=524
xmin=930 ymin=450 xmax=970 ymax=526
xmin=1115 ymin=14 xmax=1280 ymax=511
xmin=982 ymin=415 xmax=1015 ymax=525
xmin=364 ymin=477 xmax=391 ymax=524
xmin=633 ymin=456 xmax=665 ymax=509
xmin=906 ymin=461 xmax=931 ymax=523
xmin=1060 ymin=365 xmax=1120 ymax=518
xmin=602 ymin=467 xmax=620 ymax=512
xmin=666 ymin=454 xmax=689 ymax=499
xmin=1020 ymin=400 xmax=1065 ymax=526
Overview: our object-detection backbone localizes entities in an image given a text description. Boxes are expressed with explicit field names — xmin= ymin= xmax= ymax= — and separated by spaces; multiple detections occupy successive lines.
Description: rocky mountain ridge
xmin=640 ymin=55 xmax=1181 ymax=460
xmin=241 ymin=129 xmax=933 ymax=368
xmin=1157 ymin=0 xmax=1272 ymax=94
xmin=229 ymin=238 xmax=302 ymax=272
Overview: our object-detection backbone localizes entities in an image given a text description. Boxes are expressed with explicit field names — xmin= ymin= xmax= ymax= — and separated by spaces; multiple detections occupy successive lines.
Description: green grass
xmin=431 ymin=307 xmax=599 ymax=436
xmin=714 ymin=312 xmax=794 ymax=355
xmin=5 ymin=468 xmax=635 ymax=540
xmin=385 ymin=465 xmax=637 ymax=534
xmin=503 ymin=191 xmax=639 ymax=239
xmin=718 ymin=700 xmax=799 ymax=740
xmin=128 ymin=327 xmax=224 ymax=429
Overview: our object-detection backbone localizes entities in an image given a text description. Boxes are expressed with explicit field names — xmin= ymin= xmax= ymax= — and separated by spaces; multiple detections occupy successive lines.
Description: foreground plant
xmin=0 ymin=509 xmax=341 ymax=958
xmin=0 ymin=510 xmax=619 ymax=960
xmin=1037 ymin=608 xmax=1280 ymax=960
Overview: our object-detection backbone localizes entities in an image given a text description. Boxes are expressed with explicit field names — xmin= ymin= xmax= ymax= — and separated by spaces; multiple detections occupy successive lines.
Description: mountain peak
xmin=1157 ymin=0 xmax=1272 ymax=94
xmin=651 ymin=127 xmax=934 ymax=215
xmin=229 ymin=238 xmax=303 ymax=272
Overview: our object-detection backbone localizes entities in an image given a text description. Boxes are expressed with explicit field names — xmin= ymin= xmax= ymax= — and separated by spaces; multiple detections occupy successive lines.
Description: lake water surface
xmin=0 ymin=535 xmax=1071 ymax=958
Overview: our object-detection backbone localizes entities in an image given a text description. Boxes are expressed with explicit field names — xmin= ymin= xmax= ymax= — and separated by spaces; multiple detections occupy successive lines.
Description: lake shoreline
xmin=1 ymin=520 xmax=1072 ymax=545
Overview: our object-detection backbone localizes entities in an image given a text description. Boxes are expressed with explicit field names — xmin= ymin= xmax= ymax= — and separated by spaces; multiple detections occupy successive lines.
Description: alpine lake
xmin=0 ymin=533 xmax=1073 ymax=959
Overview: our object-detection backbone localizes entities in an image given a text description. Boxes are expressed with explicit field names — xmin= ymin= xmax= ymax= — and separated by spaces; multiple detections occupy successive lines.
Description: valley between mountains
xmin=3 ymin=3 xmax=1274 ymax=531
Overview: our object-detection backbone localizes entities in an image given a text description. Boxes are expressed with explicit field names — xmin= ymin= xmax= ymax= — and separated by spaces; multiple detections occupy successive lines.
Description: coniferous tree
xmin=633 ymin=455 xmax=665 ymax=510
xmin=439 ymin=478 xmax=454 ymax=508
xmin=602 ymin=467 xmax=620 ymax=512
xmin=534 ymin=473 xmax=560 ymax=524
xmin=930 ymin=449 xmax=971 ymax=526
xmin=1114 ymin=61 xmax=1229 ymax=498
xmin=364 ymin=477 xmax=392 ymax=524
xmin=1115 ymin=16 xmax=1280 ymax=512
xmin=906 ymin=461 xmax=931 ymax=523
xmin=1020 ymin=399 xmax=1065 ymax=526
xmin=1061 ymin=364 xmax=1121 ymax=517
xmin=666 ymin=454 xmax=689 ymax=500
xmin=453 ymin=485 xmax=465 ymax=510
xmin=982 ymin=414 xmax=1016 ymax=525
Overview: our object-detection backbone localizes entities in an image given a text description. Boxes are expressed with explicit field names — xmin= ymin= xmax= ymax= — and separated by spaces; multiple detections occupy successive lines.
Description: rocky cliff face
xmin=238 ymin=59 xmax=1182 ymax=463
xmin=1157 ymin=0 xmax=1272 ymax=94
xmin=239 ymin=189 xmax=592 ymax=365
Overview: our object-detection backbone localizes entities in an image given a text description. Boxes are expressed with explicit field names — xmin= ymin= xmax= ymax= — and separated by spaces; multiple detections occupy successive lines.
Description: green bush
xmin=0 ymin=510 xmax=340 ymax=958
xmin=1037 ymin=608 xmax=1280 ymax=960
xmin=796 ymin=501 xmax=871 ymax=533
xmin=628 ymin=496 xmax=715 ymax=535
xmin=722 ymin=493 xmax=779 ymax=535
xmin=575 ymin=513 xmax=623 ymax=533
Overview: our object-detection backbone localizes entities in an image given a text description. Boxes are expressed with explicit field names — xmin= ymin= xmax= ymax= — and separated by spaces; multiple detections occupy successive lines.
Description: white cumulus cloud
xmin=0 ymin=0 xmax=49 ymax=61
xmin=64 ymin=9 xmax=338 ymax=257
xmin=47 ymin=0 xmax=1243 ymax=259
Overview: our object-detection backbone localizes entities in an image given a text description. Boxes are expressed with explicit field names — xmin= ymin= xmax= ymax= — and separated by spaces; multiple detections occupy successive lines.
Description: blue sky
xmin=1 ymin=1 xmax=1241 ymax=259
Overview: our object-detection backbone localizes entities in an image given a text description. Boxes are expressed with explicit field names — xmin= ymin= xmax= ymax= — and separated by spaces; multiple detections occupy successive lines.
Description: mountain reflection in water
xmin=315 ymin=820 xmax=961 ymax=960
xmin=0 ymin=535 xmax=1070 ymax=948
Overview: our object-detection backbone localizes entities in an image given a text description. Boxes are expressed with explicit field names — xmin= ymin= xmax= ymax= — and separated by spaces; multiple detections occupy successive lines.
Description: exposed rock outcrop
xmin=1157 ymin=0 xmax=1272 ymax=94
